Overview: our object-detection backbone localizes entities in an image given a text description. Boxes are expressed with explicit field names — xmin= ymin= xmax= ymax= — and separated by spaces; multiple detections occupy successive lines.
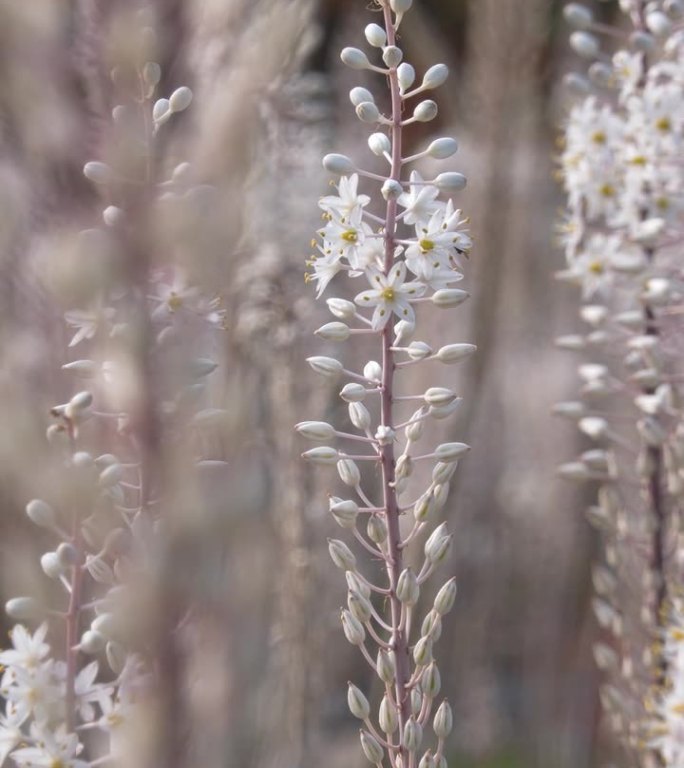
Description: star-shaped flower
xmin=354 ymin=262 xmax=425 ymax=330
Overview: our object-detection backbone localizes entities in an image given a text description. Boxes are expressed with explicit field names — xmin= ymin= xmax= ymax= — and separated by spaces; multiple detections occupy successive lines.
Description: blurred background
xmin=0 ymin=1 xmax=623 ymax=767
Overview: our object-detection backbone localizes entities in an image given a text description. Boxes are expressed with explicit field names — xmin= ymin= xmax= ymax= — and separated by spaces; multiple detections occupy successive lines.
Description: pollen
xmin=167 ymin=292 xmax=183 ymax=312
xmin=588 ymin=260 xmax=604 ymax=274
xmin=381 ymin=288 xmax=396 ymax=302
xmin=656 ymin=116 xmax=672 ymax=132
xmin=419 ymin=239 xmax=435 ymax=252
xmin=599 ymin=183 xmax=615 ymax=198
xmin=591 ymin=130 xmax=606 ymax=144
xmin=341 ymin=230 xmax=358 ymax=243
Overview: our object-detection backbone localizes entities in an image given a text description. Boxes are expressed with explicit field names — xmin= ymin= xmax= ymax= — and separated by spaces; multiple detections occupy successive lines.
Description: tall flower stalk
xmin=557 ymin=1 xmax=684 ymax=763
xmin=300 ymin=1 xmax=473 ymax=766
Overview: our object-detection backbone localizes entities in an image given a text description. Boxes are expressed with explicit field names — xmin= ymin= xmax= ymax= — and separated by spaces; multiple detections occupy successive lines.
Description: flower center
xmin=656 ymin=116 xmax=672 ymax=132
xmin=419 ymin=239 xmax=435 ymax=252
xmin=588 ymin=261 xmax=604 ymax=275
xmin=341 ymin=230 xmax=358 ymax=243
xmin=599 ymin=183 xmax=615 ymax=198
xmin=381 ymin=288 xmax=396 ymax=302
xmin=167 ymin=292 xmax=183 ymax=311
xmin=591 ymin=131 xmax=606 ymax=144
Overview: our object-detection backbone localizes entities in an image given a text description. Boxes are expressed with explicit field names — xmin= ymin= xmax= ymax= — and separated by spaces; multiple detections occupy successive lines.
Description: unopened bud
xmin=342 ymin=610 xmax=366 ymax=646
xmin=348 ymin=683 xmax=371 ymax=719
xmin=433 ymin=700 xmax=453 ymax=738
xmin=402 ymin=717 xmax=423 ymax=752
xmin=563 ymin=3 xmax=593 ymax=29
xmin=350 ymin=87 xmax=375 ymax=106
xmin=338 ymin=458 xmax=361 ymax=487
xmin=356 ymin=101 xmax=381 ymax=123
xmin=369 ymin=133 xmax=392 ymax=156
xmin=80 ymin=629 xmax=106 ymax=654
xmin=323 ymin=154 xmax=355 ymax=175
xmin=570 ymin=31 xmax=600 ymax=58
xmin=434 ymin=172 xmax=467 ymax=192
xmin=83 ymin=162 xmax=113 ymax=184
xmin=307 ymin=356 xmax=343 ymax=378
xmin=365 ymin=23 xmax=386 ymax=47
xmin=341 ymin=47 xmax=372 ymax=70
xmin=398 ymin=62 xmax=416 ymax=92
xmin=329 ymin=539 xmax=357 ymax=570
xmin=315 ymin=322 xmax=350 ymax=342
xmin=26 ymin=499 xmax=56 ymax=528
xmin=413 ymin=100 xmax=438 ymax=122
xmin=426 ymin=138 xmax=458 ymax=159
xmin=422 ymin=663 xmax=441 ymax=698
xmin=360 ymin=730 xmax=384 ymax=763
xmin=40 ymin=552 xmax=65 ymax=579
xmin=367 ymin=514 xmax=388 ymax=544
xmin=169 ymin=86 xmax=193 ymax=112
xmin=340 ymin=383 xmax=367 ymax=402
xmin=296 ymin=421 xmax=336 ymax=441
xmin=432 ymin=288 xmax=469 ymax=307
xmin=377 ymin=649 xmax=395 ymax=684
xmin=330 ymin=498 xmax=359 ymax=529
xmin=397 ymin=568 xmax=420 ymax=605
xmin=6 ymin=597 xmax=41 ymax=620
xmin=302 ymin=447 xmax=339 ymax=465
xmin=422 ymin=63 xmax=448 ymax=89
xmin=435 ymin=442 xmax=469 ymax=462
xmin=327 ymin=298 xmax=356 ymax=320
xmin=413 ymin=636 xmax=433 ymax=666
xmin=349 ymin=402 xmax=372 ymax=431
xmin=434 ymin=577 xmax=458 ymax=614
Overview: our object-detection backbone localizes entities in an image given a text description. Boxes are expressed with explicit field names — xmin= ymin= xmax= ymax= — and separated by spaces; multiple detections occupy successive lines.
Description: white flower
xmin=0 ymin=708 xmax=26 ymax=765
xmin=74 ymin=661 xmax=112 ymax=723
xmin=10 ymin=724 xmax=88 ymax=768
xmin=354 ymin=262 xmax=425 ymax=330
xmin=397 ymin=171 xmax=441 ymax=226
xmin=319 ymin=174 xmax=370 ymax=220
xmin=0 ymin=625 xmax=50 ymax=672
xmin=64 ymin=307 xmax=115 ymax=347
xmin=318 ymin=212 xmax=375 ymax=271
xmin=405 ymin=199 xmax=471 ymax=279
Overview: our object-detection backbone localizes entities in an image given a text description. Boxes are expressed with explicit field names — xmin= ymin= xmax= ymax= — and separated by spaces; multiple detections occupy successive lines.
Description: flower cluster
xmin=300 ymin=1 xmax=474 ymax=766
xmin=557 ymin=1 xmax=684 ymax=763
xmin=0 ymin=22 xmax=225 ymax=767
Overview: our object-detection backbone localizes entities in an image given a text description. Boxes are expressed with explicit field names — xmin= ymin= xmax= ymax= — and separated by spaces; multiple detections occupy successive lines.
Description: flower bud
xmin=432 ymin=461 xmax=457 ymax=484
xmin=348 ymin=683 xmax=371 ymax=719
xmin=436 ymin=343 xmax=476 ymax=363
xmin=323 ymin=154 xmax=355 ymax=175
xmin=425 ymin=523 xmax=450 ymax=563
xmin=434 ymin=577 xmax=458 ymax=614
xmin=350 ymin=87 xmax=375 ymax=106
xmin=377 ymin=649 xmax=395 ymax=683
xmin=40 ymin=552 xmax=65 ymax=579
xmin=414 ymin=492 xmax=435 ymax=522
xmin=327 ymin=298 xmax=357 ymax=320
xmin=360 ymin=730 xmax=384 ymax=764
xmin=411 ymin=687 xmax=423 ymax=715
xmin=421 ymin=609 xmax=442 ymax=641
xmin=382 ymin=45 xmax=403 ymax=68
xmin=433 ymin=483 xmax=449 ymax=510
xmin=426 ymin=138 xmax=458 ymax=159
xmin=403 ymin=717 xmax=423 ymax=752
xmin=420 ymin=752 xmax=437 ymax=768
xmin=408 ymin=341 xmax=432 ymax=360
xmin=630 ymin=30 xmax=656 ymax=50
xmin=349 ymin=402 xmax=372 ymax=431
xmin=365 ymin=23 xmax=387 ymax=47
xmin=563 ymin=3 xmax=593 ymax=29
xmin=413 ymin=636 xmax=433 ymax=667
xmin=424 ymin=388 xmax=456 ymax=406
xmin=106 ymin=641 xmax=127 ymax=674
xmin=563 ymin=72 xmax=591 ymax=94
xmin=315 ymin=322 xmax=350 ymax=342
xmin=341 ymin=47 xmax=372 ymax=70
xmin=394 ymin=318 xmax=415 ymax=344
xmin=382 ymin=179 xmax=403 ymax=200
xmin=356 ymin=102 xmax=381 ymax=123
xmin=26 ymin=499 xmax=56 ymax=528
xmin=379 ymin=694 xmax=399 ymax=733
xmin=570 ymin=31 xmax=600 ymax=58
xmin=329 ymin=539 xmax=357 ymax=570
xmin=433 ymin=700 xmax=453 ymax=738
xmin=153 ymin=98 xmax=171 ymax=123
xmin=347 ymin=571 xmax=371 ymax=598
xmin=435 ymin=442 xmax=469 ymax=462
xmin=397 ymin=62 xmax=416 ymax=92
xmin=369 ymin=134 xmax=391 ymax=159
xmin=307 ymin=356 xmax=343 ymax=378
xmin=348 ymin=589 xmax=372 ymax=623
xmin=432 ymin=289 xmax=469 ymax=307
xmin=302 ymin=447 xmax=339 ymax=465
xmin=405 ymin=410 xmax=425 ymax=441
xmin=422 ymin=62 xmax=448 ymax=89
xmin=579 ymin=417 xmax=608 ymax=440
xmin=338 ymin=458 xmax=361 ymax=487
xmin=363 ymin=361 xmax=382 ymax=381
xmin=295 ymin=421 xmax=336 ymax=441
xmin=342 ymin=610 xmax=366 ymax=646
xmin=83 ymin=161 xmax=113 ymax=184
xmin=422 ymin=663 xmax=441 ymax=698
xmin=396 ymin=454 xmax=414 ymax=482
xmin=169 ymin=86 xmax=193 ymax=112
xmin=391 ymin=0 xmax=413 ymax=12
xmin=143 ymin=61 xmax=161 ymax=86
xmin=56 ymin=543 xmax=79 ymax=566
xmin=434 ymin=172 xmax=467 ymax=192
xmin=646 ymin=11 xmax=672 ymax=36
xmin=91 ymin=613 xmax=117 ymax=639
xmin=99 ymin=463 xmax=123 ymax=488
xmin=552 ymin=401 xmax=586 ymax=419
xmin=80 ymin=629 xmax=106 ymax=654
xmin=367 ymin=514 xmax=388 ymax=544
xmin=330 ymin=498 xmax=359 ymax=528
xmin=413 ymin=100 xmax=438 ymax=122
xmin=340 ymin=385 xmax=368 ymax=407
xmin=397 ymin=568 xmax=420 ymax=605
xmin=6 ymin=597 xmax=41 ymax=620
xmin=666 ymin=0 xmax=684 ymax=18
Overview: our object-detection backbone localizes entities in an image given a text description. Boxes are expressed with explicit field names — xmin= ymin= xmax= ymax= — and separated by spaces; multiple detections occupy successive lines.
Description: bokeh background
xmin=0 ymin=1 xmax=624 ymax=767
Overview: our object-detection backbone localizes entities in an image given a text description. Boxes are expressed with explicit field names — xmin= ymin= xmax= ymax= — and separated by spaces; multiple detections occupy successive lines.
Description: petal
xmin=355 ymin=290 xmax=382 ymax=307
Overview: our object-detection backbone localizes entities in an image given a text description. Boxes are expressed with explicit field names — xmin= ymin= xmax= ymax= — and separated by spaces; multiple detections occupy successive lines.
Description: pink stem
xmin=380 ymin=4 xmax=412 ymax=764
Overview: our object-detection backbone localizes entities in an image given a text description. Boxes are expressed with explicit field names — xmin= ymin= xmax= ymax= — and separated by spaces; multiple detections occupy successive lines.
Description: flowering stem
xmin=380 ymin=4 xmax=412 ymax=763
